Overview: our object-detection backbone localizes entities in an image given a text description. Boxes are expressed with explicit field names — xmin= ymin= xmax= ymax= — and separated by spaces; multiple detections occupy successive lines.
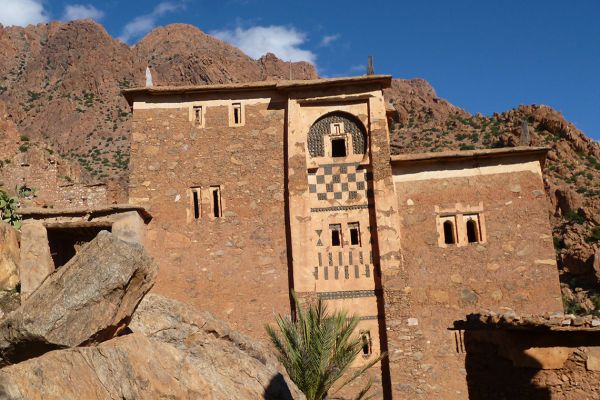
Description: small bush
xmin=586 ymin=226 xmax=600 ymax=243
xmin=460 ymin=144 xmax=476 ymax=151
xmin=18 ymin=144 xmax=28 ymax=153
xmin=20 ymin=135 xmax=29 ymax=142
xmin=563 ymin=294 xmax=584 ymax=315
xmin=564 ymin=210 xmax=586 ymax=224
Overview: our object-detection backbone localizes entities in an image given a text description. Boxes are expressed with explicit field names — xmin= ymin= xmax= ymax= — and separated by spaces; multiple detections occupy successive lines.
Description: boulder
xmin=0 ymin=231 xmax=157 ymax=365
xmin=130 ymin=293 xmax=304 ymax=400
xmin=0 ymin=221 xmax=19 ymax=291
xmin=0 ymin=333 xmax=259 ymax=399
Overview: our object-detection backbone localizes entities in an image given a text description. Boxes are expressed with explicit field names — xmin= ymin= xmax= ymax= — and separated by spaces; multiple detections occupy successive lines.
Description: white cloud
xmin=63 ymin=4 xmax=105 ymax=21
xmin=0 ymin=0 xmax=48 ymax=27
xmin=211 ymin=25 xmax=316 ymax=65
xmin=118 ymin=2 xmax=183 ymax=43
xmin=320 ymin=34 xmax=340 ymax=47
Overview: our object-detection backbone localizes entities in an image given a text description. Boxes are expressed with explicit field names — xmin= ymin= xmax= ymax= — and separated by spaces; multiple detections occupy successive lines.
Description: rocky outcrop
xmin=0 ymin=333 xmax=289 ymax=400
xmin=0 ymin=231 xmax=157 ymax=365
xmin=130 ymin=293 xmax=303 ymax=400
xmin=0 ymin=20 xmax=317 ymax=194
xmin=0 ymin=222 xmax=19 ymax=291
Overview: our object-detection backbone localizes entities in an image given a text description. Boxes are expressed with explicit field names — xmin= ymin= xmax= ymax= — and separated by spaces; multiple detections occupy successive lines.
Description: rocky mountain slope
xmin=0 ymin=20 xmax=598 ymax=312
xmin=0 ymin=20 xmax=316 ymax=187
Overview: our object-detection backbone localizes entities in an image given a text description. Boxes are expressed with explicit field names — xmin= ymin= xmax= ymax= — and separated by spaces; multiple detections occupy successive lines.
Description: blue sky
xmin=2 ymin=0 xmax=599 ymax=140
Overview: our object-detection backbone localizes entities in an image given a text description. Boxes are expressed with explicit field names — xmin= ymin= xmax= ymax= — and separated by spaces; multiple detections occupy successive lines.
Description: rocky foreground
xmin=0 ymin=229 xmax=301 ymax=399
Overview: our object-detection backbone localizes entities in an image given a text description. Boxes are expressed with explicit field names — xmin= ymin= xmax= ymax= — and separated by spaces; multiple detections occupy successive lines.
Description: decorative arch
xmin=307 ymin=112 xmax=367 ymax=157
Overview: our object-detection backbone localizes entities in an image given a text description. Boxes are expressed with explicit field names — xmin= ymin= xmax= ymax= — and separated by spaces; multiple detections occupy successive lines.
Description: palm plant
xmin=266 ymin=292 xmax=385 ymax=400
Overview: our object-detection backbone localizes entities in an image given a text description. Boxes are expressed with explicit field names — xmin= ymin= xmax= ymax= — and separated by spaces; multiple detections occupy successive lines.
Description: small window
xmin=361 ymin=331 xmax=372 ymax=355
xmin=349 ymin=222 xmax=361 ymax=246
xmin=442 ymin=218 xmax=456 ymax=245
xmin=193 ymin=106 xmax=202 ymax=126
xmin=210 ymin=186 xmax=222 ymax=218
xmin=465 ymin=215 xmax=480 ymax=243
xmin=188 ymin=187 xmax=201 ymax=221
xmin=232 ymin=103 xmax=242 ymax=125
xmin=333 ymin=123 xmax=342 ymax=134
xmin=331 ymin=138 xmax=347 ymax=157
xmin=330 ymin=224 xmax=342 ymax=247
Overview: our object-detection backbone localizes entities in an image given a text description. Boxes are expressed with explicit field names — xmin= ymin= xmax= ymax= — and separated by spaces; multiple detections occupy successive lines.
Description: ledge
xmin=452 ymin=312 xmax=600 ymax=332
xmin=19 ymin=204 xmax=152 ymax=223
xmin=391 ymin=146 xmax=550 ymax=165
xmin=122 ymin=75 xmax=392 ymax=104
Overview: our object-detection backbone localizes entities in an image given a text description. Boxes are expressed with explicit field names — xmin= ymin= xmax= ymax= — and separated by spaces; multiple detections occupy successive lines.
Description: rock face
xmin=0 ymin=333 xmax=285 ymax=400
xmin=130 ymin=293 xmax=303 ymax=400
xmin=0 ymin=231 xmax=157 ymax=364
xmin=0 ymin=20 xmax=317 ymax=194
xmin=0 ymin=222 xmax=19 ymax=291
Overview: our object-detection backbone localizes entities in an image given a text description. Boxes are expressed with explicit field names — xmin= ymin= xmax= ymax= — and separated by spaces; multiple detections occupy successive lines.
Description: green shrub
xmin=563 ymin=294 xmax=584 ymax=315
xmin=0 ymin=190 xmax=21 ymax=229
xmin=460 ymin=144 xmax=476 ymax=151
xmin=564 ymin=210 xmax=586 ymax=224
xmin=18 ymin=144 xmax=28 ymax=153
xmin=586 ymin=226 xmax=600 ymax=243
xmin=20 ymin=135 xmax=29 ymax=142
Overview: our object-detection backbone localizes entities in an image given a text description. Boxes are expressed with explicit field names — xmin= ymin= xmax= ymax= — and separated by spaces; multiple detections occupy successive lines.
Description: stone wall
xmin=128 ymin=94 xmax=292 ymax=337
xmin=0 ymin=147 xmax=112 ymax=208
xmin=386 ymin=154 xmax=563 ymax=399
xmin=464 ymin=329 xmax=600 ymax=399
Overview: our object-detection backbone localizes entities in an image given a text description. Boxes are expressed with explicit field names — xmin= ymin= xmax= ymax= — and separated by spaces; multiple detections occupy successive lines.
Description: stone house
xmin=116 ymin=75 xmax=562 ymax=399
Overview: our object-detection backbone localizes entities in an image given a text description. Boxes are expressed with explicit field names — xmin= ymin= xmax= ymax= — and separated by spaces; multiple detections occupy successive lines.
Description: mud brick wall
xmin=128 ymin=99 xmax=292 ymax=337
xmin=464 ymin=329 xmax=600 ymax=400
xmin=386 ymin=165 xmax=563 ymax=399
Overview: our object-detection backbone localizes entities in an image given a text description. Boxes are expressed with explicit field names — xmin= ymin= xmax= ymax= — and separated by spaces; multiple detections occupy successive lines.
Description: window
xmin=193 ymin=106 xmax=202 ymax=126
xmin=331 ymin=138 xmax=347 ymax=157
xmin=330 ymin=224 xmax=342 ymax=247
xmin=360 ymin=331 xmax=372 ymax=356
xmin=333 ymin=123 xmax=342 ymax=134
xmin=232 ymin=103 xmax=243 ymax=125
xmin=349 ymin=222 xmax=361 ymax=246
xmin=443 ymin=220 xmax=456 ymax=244
xmin=192 ymin=189 xmax=200 ymax=219
xmin=188 ymin=187 xmax=201 ymax=221
xmin=465 ymin=214 xmax=481 ymax=243
xmin=210 ymin=186 xmax=222 ymax=218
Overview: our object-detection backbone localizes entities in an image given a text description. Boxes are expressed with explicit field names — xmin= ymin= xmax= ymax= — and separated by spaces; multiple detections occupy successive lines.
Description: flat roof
xmin=390 ymin=146 xmax=550 ymax=164
xmin=122 ymin=75 xmax=392 ymax=105
xmin=19 ymin=204 xmax=152 ymax=223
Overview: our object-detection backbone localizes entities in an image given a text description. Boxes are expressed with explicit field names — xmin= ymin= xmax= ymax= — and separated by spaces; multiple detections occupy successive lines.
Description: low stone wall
xmin=456 ymin=313 xmax=600 ymax=399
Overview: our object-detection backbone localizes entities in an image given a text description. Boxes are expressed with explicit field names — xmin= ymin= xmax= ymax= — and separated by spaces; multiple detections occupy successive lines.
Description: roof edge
xmin=122 ymin=75 xmax=392 ymax=105
xmin=19 ymin=204 xmax=152 ymax=223
xmin=390 ymin=146 xmax=550 ymax=164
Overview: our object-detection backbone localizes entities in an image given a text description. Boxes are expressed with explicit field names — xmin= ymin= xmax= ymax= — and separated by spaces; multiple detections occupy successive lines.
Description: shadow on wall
xmin=463 ymin=330 xmax=551 ymax=400
xmin=263 ymin=373 xmax=294 ymax=400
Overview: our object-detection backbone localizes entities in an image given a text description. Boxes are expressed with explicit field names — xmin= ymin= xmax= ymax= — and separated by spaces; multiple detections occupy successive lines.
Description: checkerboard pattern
xmin=308 ymin=164 xmax=372 ymax=202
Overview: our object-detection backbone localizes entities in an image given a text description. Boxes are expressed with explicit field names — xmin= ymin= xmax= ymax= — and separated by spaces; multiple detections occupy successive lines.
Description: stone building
xmin=121 ymin=75 xmax=563 ymax=399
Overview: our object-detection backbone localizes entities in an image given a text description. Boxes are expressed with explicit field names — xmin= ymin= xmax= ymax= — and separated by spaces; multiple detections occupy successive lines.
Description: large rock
xmin=0 ymin=221 xmax=19 ymax=291
xmin=0 ymin=333 xmax=259 ymax=399
xmin=0 ymin=231 xmax=157 ymax=365
xmin=130 ymin=293 xmax=304 ymax=400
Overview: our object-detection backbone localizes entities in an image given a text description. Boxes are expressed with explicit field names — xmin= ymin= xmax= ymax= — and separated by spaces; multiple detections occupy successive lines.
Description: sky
xmin=1 ymin=0 xmax=598 ymax=140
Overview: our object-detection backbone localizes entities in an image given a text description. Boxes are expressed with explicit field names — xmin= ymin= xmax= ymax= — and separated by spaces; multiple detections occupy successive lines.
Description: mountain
xmin=0 ymin=20 xmax=316 ymax=187
xmin=0 ymin=20 xmax=598 ymax=312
